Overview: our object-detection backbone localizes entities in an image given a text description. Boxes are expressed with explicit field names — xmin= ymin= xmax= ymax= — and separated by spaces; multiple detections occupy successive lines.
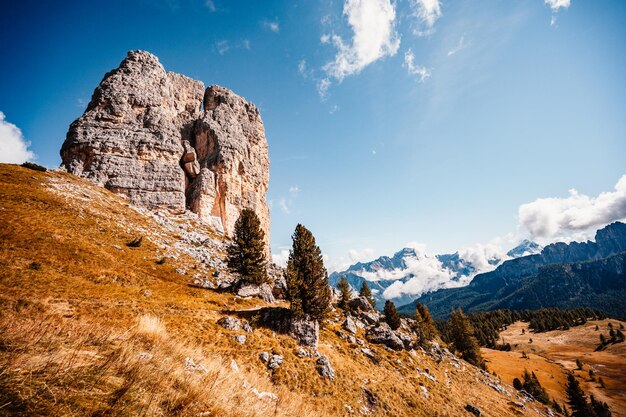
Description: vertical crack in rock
xmin=60 ymin=51 xmax=271 ymax=254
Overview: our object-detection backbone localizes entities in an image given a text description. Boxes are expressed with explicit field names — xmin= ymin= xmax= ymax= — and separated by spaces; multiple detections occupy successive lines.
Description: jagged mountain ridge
xmin=328 ymin=243 xmax=531 ymax=309
xmin=400 ymin=222 xmax=626 ymax=319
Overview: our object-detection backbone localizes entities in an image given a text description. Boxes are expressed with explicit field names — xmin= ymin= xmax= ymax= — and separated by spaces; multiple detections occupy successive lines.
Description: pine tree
xmin=337 ymin=276 xmax=352 ymax=311
xmin=513 ymin=378 xmax=523 ymax=390
xmin=384 ymin=300 xmax=401 ymax=330
xmin=521 ymin=370 xmax=550 ymax=404
xmin=449 ymin=308 xmax=484 ymax=368
xmin=590 ymin=395 xmax=612 ymax=417
xmin=565 ymin=373 xmax=594 ymax=417
xmin=284 ymin=224 xmax=331 ymax=321
xmin=359 ymin=282 xmax=376 ymax=309
xmin=226 ymin=208 xmax=268 ymax=285
xmin=415 ymin=303 xmax=438 ymax=342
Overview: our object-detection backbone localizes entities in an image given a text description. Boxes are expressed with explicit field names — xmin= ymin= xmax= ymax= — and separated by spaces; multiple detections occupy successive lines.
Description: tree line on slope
xmin=445 ymin=307 xmax=607 ymax=348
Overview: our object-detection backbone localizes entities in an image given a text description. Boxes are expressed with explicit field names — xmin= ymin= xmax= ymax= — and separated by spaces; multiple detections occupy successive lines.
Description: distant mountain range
xmin=328 ymin=239 xmax=542 ymax=309
xmin=399 ymin=222 xmax=626 ymax=320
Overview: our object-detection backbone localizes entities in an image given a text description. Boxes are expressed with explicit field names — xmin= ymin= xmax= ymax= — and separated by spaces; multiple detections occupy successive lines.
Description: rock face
xmin=60 ymin=51 xmax=271 ymax=253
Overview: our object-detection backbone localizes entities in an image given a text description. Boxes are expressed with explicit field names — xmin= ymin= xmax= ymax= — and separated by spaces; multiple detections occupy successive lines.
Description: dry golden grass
xmin=0 ymin=163 xmax=553 ymax=416
xmin=483 ymin=320 xmax=626 ymax=415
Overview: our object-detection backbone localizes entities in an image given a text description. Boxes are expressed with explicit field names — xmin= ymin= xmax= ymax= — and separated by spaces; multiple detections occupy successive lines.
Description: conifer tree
xmin=415 ymin=302 xmax=439 ymax=341
xmin=226 ymin=208 xmax=268 ymax=285
xmin=359 ymin=281 xmax=376 ymax=309
xmin=590 ymin=395 xmax=612 ymax=417
xmin=337 ymin=276 xmax=352 ymax=311
xmin=449 ymin=308 xmax=484 ymax=368
xmin=521 ymin=370 xmax=550 ymax=404
xmin=284 ymin=224 xmax=331 ymax=321
xmin=384 ymin=300 xmax=402 ymax=330
xmin=565 ymin=373 xmax=594 ymax=417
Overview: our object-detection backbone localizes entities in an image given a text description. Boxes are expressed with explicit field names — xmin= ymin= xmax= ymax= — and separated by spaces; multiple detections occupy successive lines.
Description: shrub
xmin=21 ymin=161 xmax=47 ymax=172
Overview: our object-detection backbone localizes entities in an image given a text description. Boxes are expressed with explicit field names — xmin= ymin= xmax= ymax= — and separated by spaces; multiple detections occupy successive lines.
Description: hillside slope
xmin=483 ymin=320 xmax=626 ymax=415
xmin=0 ymin=164 xmax=554 ymax=417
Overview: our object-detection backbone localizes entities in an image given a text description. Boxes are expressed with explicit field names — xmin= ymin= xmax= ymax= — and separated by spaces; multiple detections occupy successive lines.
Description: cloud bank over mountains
xmin=518 ymin=175 xmax=626 ymax=244
xmin=312 ymin=173 xmax=626 ymax=304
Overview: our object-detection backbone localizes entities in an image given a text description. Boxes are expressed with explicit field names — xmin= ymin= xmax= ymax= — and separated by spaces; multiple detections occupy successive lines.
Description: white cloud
xmin=278 ymin=197 xmax=291 ymax=214
xmin=545 ymin=0 xmax=571 ymax=11
xmin=0 ymin=112 xmax=35 ymax=164
xmin=317 ymin=78 xmax=331 ymax=100
xmin=278 ymin=185 xmax=300 ymax=214
xmin=348 ymin=248 xmax=376 ymax=263
xmin=298 ymin=59 xmax=308 ymax=77
xmin=263 ymin=20 xmax=280 ymax=33
xmin=518 ymin=175 xmax=626 ymax=244
xmin=409 ymin=0 xmax=442 ymax=36
xmin=205 ymin=0 xmax=216 ymax=12
xmin=272 ymin=249 xmax=290 ymax=267
xmin=447 ymin=36 xmax=467 ymax=56
xmin=241 ymin=39 xmax=251 ymax=50
xmin=322 ymin=0 xmax=400 ymax=83
xmin=404 ymin=49 xmax=431 ymax=82
xmin=216 ymin=40 xmax=229 ymax=55
xmin=458 ymin=242 xmax=507 ymax=274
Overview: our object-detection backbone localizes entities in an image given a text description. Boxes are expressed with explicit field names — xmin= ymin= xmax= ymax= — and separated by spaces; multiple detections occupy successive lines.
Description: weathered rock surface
xmin=61 ymin=50 xmax=271 ymax=254
xmin=366 ymin=322 xmax=404 ymax=351
xmin=343 ymin=316 xmax=357 ymax=334
xmin=316 ymin=355 xmax=335 ymax=380
xmin=349 ymin=296 xmax=374 ymax=312
xmin=289 ymin=317 xmax=319 ymax=348
xmin=217 ymin=316 xmax=252 ymax=333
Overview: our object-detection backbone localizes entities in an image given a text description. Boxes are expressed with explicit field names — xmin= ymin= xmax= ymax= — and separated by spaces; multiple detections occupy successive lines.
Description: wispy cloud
xmin=447 ymin=36 xmax=467 ymax=56
xmin=205 ymin=0 xmax=216 ymax=12
xmin=0 ymin=111 xmax=35 ymax=164
xmin=263 ymin=20 xmax=280 ymax=33
xmin=215 ymin=40 xmax=229 ymax=55
xmin=320 ymin=0 xmax=400 ymax=97
xmin=518 ymin=174 xmax=626 ymax=244
xmin=409 ymin=0 xmax=442 ymax=36
xmin=404 ymin=49 xmax=431 ymax=82
xmin=278 ymin=185 xmax=300 ymax=214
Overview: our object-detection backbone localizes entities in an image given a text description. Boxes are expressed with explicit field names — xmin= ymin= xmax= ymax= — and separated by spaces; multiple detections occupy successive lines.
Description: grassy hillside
xmin=0 ymin=163 xmax=557 ymax=416
xmin=483 ymin=320 xmax=626 ymax=414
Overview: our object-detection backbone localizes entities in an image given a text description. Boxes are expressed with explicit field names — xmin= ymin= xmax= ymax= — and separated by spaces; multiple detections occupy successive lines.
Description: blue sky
xmin=1 ymin=0 xmax=625 ymax=271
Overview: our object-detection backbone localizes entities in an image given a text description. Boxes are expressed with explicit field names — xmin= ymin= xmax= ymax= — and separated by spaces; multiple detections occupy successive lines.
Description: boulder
xmin=289 ymin=317 xmax=319 ymax=348
xmin=360 ymin=311 xmax=380 ymax=325
xmin=465 ymin=404 xmax=481 ymax=416
xmin=343 ymin=316 xmax=358 ymax=334
xmin=217 ymin=316 xmax=252 ymax=333
xmin=366 ymin=323 xmax=404 ymax=351
xmin=349 ymin=296 xmax=374 ymax=312
xmin=316 ymin=355 xmax=335 ymax=380
xmin=268 ymin=354 xmax=283 ymax=370
xmin=237 ymin=283 xmax=275 ymax=303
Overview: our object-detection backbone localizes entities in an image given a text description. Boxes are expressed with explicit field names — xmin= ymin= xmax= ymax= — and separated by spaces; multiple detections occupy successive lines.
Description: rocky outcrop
xmin=60 ymin=51 xmax=271 ymax=253
xmin=366 ymin=322 xmax=404 ymax=350
xmin=289 ymin=317 xmax=319 ymax=348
